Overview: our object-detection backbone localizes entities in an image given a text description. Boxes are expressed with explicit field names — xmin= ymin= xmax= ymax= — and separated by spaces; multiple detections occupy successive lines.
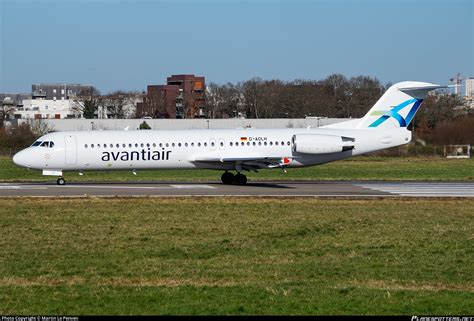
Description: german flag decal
xmin=240 ymin=137 xmax=248 ymax=141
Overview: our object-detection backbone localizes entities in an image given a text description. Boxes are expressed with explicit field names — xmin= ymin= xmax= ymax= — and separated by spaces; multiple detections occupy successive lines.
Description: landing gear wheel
xmin=57 ymin=177 xmax=66 ymax=186
xmin=233 ymin=173 xmax=247 ymax=185
xmin=221 ymin=171 xmax=234 ymax=185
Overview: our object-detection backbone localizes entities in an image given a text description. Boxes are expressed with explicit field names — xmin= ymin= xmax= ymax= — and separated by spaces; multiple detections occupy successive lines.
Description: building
xmin=8 ymin=83 xmax=94 ymax=120
xmin=465 ymin=78 xmax=474 ymax=97
xmin=13 ymin=99 xmax=81 ymax=119
xmin=465 ymin=78 xmax=474 ymax=109
xmin=0 ymin=93 xmax=31 ymax=106
xmin=137 ymin=74 xmax=206 ymax=119
xmin=32 ymin=83 xmax=94 ymax=100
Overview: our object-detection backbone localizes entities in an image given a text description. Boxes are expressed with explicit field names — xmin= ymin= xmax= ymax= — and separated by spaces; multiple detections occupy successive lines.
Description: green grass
xmin=1 ymin=198 xmax=473 ymax=315
xmin=1 ymin=155 xmax=473 ymax=182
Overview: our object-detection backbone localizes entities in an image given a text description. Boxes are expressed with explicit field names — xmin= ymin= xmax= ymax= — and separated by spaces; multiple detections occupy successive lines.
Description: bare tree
xmin=0 ymin=97 xmax=15 ymax=128
xmin=205 ymin=83 xmax=226 ymax=119
xmin=242 ymin=78 xmax=263 ymax=118
xmin=27 ymin=118 xmax=50 ymax=135
xmin=102 ymin=90 xmax=131 ymax=119
xmin=72 ymin=86 xmax=101 ymax=119
xmin=346 ymin=76 xmax=384 ymax=118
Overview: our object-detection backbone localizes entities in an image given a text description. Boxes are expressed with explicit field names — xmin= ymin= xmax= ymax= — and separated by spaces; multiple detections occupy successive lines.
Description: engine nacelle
xmin=292 ymin=134 xmax=354 ymax=154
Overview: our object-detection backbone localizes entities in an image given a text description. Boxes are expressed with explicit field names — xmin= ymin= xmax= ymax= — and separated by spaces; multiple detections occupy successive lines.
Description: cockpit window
xmin=34 ymin=141 xmax=55 ymax=148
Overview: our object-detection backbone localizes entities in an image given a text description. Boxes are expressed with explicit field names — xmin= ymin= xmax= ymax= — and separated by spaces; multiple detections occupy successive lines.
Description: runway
xmin=0 ymin=181 xmax=473 ymax=198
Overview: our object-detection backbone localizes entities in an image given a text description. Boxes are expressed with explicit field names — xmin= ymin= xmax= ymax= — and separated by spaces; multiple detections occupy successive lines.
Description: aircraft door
xmin=64 ymin=135 xmax=77 ymax=165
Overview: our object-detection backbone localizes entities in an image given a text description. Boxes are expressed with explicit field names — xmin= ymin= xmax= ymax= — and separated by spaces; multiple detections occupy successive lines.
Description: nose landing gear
xmin=56 ymin=177 xmax=66 ymax=185
xmin=220 ymin=171 xmax=248 ymax=185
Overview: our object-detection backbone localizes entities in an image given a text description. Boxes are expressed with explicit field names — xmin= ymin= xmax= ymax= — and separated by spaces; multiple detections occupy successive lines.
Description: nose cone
xmin=13 ymin=149 xmax=30 ymax=168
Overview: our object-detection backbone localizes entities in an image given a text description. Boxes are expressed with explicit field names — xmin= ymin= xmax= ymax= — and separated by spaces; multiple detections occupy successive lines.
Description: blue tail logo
xmin=368 ymin=99 xmax=423 ymax=128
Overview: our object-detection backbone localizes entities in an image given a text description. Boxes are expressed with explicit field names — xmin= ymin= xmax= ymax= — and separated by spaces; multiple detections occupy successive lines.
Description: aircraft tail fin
xmin=355 ymin=81 xmax=444 ymax=129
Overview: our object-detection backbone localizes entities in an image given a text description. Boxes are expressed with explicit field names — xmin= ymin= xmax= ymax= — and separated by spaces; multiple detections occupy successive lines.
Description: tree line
xmin=205 ymin=74 xmax=387 ymax=119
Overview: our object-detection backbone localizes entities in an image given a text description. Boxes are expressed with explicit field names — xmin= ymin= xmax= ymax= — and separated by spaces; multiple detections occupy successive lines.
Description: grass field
xmin=1 ymin=155 xmax=473 ymax=182
xmin=1 ymin=198 xmax=473 ymax=315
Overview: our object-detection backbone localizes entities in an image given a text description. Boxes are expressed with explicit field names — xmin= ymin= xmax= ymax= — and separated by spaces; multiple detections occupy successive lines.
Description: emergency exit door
xmin=65 ymin=135 xmax=77 ymax=165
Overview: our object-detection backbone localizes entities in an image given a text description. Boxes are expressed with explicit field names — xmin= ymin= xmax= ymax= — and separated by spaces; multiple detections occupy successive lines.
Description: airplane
xmin=13 ymin=81 xmax=443 ymax=185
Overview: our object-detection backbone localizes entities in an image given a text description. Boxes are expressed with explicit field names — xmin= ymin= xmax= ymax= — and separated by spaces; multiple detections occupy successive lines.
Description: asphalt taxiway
xmin=0 ymin=181 xmax=473 ymax=198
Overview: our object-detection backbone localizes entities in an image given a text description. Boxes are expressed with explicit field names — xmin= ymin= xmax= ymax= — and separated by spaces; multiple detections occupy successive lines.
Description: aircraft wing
xmin=193 ymin=156 xmax=293 ymax=171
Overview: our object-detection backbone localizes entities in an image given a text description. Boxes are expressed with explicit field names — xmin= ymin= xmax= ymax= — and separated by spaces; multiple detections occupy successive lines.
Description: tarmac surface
xmin=0 ymin=181 xmax=473 ymax=198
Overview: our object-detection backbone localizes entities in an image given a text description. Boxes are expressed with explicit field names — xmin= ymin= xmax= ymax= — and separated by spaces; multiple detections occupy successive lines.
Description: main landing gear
xmin=221 ymin=171 xmax=248 ymax=185
xmin=56 ymin=177 xmax=66 ymax=185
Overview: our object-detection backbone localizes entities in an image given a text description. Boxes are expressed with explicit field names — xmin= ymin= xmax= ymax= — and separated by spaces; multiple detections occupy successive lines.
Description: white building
xmin=465 ymin=78 xmax=474 ymax=109
xmin=13 ymin=99 xmax=81 ymax=119
xmin=465 ymin=78 xmax=474 ymax=97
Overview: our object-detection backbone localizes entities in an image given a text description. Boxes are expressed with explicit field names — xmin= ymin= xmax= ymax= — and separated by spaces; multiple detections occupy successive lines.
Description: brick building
xmin=137 ymin=74 xmax=205 ymax=118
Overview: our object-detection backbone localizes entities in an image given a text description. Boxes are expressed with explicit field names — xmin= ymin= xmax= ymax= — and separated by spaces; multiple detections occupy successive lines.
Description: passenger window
xmin=123 ymin=144 xmax=126 ymax=148
xmin=253 ymin=142 xmax=256 ymax=146
xmin=185 ymin=143 xmax=188 ymax=147
xmin=146 ymin=143 xmax=150 ymax=147
xmin=178 ymin=143 xmax=182 ymax=147
xmin=198 ymin=142 xmax=201 ymax=147
xmin=172 ymin=143 xmax=175 ymax=147
xmin=110 ymin=144 xmax=113 ymax=148
xmin=204 ymin=142 xmax=207 ymax=147
xmin=135 ymin=143 xmax=139 ymax=148
xmin=287 ymin=141 xmax=290 ymax=145
xmin=152 ymin=143 xmax=156 ymax=147
xmin=230 ymin=142 xmax=233 ymax=146
xmin=191 ymin=142 xmax=194 ymax=147
xmin=85 ymin=144 xmax=88 ymax=148
xmin=91 ymin=144 xmax=94 ymax=148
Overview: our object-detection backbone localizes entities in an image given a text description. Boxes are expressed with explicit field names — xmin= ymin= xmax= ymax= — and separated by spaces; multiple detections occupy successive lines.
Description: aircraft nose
xmin=12 ymin=150 xmax=30 ymax=168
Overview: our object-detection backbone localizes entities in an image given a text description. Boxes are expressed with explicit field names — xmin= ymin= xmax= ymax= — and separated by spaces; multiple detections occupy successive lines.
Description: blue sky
xmin=0 ymin=0 xmax=472 ymax=93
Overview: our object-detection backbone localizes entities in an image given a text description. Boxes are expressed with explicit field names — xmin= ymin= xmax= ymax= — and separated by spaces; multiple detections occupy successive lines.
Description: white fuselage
xmin=12 ymin=127 xmax=411 ymax=173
